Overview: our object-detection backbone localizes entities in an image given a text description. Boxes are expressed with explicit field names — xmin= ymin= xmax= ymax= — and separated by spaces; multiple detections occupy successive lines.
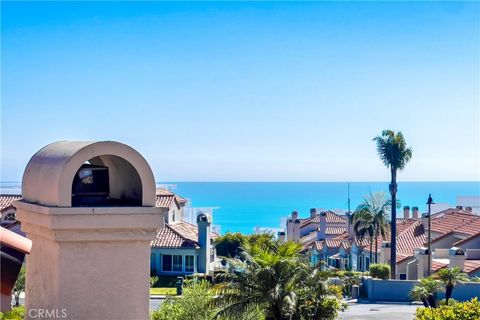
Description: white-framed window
xmin=185 ymin=255 xmax=194 ymax=272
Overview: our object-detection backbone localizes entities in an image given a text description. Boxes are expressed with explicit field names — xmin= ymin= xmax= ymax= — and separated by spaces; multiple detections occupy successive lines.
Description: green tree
xmin=351 ymin=206 xmax=375 ymax=267
xmin=12 ymin=266 xmax=25 ymax=307
xmin=213 ymin=240 xmax=344 ymax=320
xmin=373 ymin=130 xmax=412 ymax=278
xmin=151 ymin=280 xmax=218 ymax=320
xmin=436 ymin=267 xmax=469 ymax=305
xmin=411 ymin=277 xmax=440 ymax=308
xmin=353 ymin=192 xmax=391 ymax=264
xmin=213 ymin=232 xmax=246 ymax=258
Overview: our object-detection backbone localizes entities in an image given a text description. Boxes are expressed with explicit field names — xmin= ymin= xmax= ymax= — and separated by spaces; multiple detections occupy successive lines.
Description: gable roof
xmin=151 ymin=220 xmax=218 ymax=249
xmin=155 ymin=189 xmax=188 ymax=209
xmin=300 ymin=211 xmax=346 ymax=227
xmin=429 ymin=210 xmax=480 ymax=236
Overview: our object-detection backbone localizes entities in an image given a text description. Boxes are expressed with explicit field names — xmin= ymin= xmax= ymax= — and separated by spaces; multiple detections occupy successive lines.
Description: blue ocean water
xmin=166 ymin=182 xmax=480 ymax=234
xmin=1 ymin=181 xmax=479 ymax=234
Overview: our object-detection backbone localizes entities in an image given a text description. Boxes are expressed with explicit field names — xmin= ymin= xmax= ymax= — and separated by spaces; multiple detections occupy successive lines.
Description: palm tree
xmin=354 ymin=192 xmax=391 ymax=263
xmin=213 ymin=240 xmax=344 ymax=320
xmin=213 ymin=241 xmax=304 ymax=320
xmin=410 ymin=277 xmax=439 ymax=308
xmin=373 ymin=130 xmax=412 ymax=278
xmin=351 ymin=208 xmax=375 ymax=268
xmin=436 ymin=267 xmax=469 ymax=305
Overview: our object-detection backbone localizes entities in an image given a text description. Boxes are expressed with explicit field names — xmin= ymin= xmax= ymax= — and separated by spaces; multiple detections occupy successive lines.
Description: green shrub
xmin=151 ymin=280 xmax=217 ymax=320
xmin=415 ymin=298 xmax=480 ymax=320
xmin=369 ymin=263 xmax=390 ymax=280
xmin=0 ymin=306 xmax=25 ymax=320
xmin=150 ymin=276 xmax=159 ymax=287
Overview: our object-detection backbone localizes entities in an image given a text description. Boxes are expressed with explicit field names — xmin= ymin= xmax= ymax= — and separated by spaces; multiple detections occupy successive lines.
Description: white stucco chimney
xmin=380 ymin=241 xmax=391 ymax=265
xmin=403 ymin=206 xmax=410 ymax=219
xmin=417 ymin=247 xmax=430 ymax=279
xmin=197 ymin=212 xmax=211 ymax=274
xmin=293 ymin=219 xmax=301 ymax=242
xmin=316 ymin=211 xmax=327 ymax=240
xmin=277 ymin=231 xmax=286 ymax=243
xmin=310 ymin=208 xmax=317 ymax=219
xmin=421 ymin=213 xmax=429 ymax=231
xmin=286 ymin=211 xmax=297 ymax=241
xmin=449 ymin=247 xmax=466 ymax=270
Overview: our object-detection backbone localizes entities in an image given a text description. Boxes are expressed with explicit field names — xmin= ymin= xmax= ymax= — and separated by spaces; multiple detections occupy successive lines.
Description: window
xmin=185 ymin=255 xmax=194 ymax=272
xmin=162 ymin=255 xmax=172 ymax=272
xmin=173 ymin=255 xmax=183 ymax=272
xmin=358 ymin=256 xmax=363 ymax=271
xmin=365 ymin=256 xmax=370 ymax=271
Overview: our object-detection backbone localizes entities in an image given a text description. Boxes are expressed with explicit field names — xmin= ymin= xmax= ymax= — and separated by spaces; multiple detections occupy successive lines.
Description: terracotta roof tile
xmin=155 ymin=189 xmax=188 ymax=209
xmin=463 ymin=260 xmax=480 ymax=274
xmin=430 ymin=211 xmax=480 ymax=236
xmin=326 ymin=227 xmax=347 ymax=235
xmin=432 ymin=260 xmax=448 ymax=272
xmin=300 ymin=211 xmax=346 ymax=227
xmin=0 ymin=194 xmax=21 ymax=211
xmin=151 ymin=220 xmax=218 ymax=249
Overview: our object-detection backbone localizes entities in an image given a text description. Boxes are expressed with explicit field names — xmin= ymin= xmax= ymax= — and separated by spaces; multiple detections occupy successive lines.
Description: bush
xmin=369 ymin=263 xmax=390 ymax=280
xmin=415 ymin=298 xmax=480 ymax=320
xmin=0 ymin=306 xmax=25 ymax=320
xmin=150 ymin=276 xmax=159 ymax=287
xmin=151 ymin=280 xmax=217 ymax=320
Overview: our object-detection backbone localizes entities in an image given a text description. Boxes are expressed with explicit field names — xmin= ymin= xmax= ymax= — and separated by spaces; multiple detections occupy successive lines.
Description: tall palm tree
xmin=436 ymin=267 xmax=469 ymax=305
xmin=373 ymin=130 xmax=412 ymax=278
xmin=353 ymin=192 xmax=391 ymax=263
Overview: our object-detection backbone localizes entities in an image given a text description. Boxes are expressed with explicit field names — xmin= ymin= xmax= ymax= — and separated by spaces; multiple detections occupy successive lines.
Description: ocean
xmin=2 ymin=181 xmax=479 ymax=234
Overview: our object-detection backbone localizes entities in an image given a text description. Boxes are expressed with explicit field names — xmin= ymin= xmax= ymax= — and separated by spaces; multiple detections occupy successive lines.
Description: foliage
xmin=214 ymin=232 xmax=246 ymax=258
xmin=435 ymin=267 xmax=469 ymax=305
xmin=351 ymin=191 xmax=392 ymax=264
xmin=410 ymin=277 xmax=440 ymax=308
xmin=368 ymin=264 xmax=390 ymax=280
xmin=415 ymin=298 xmax=480 ymax=320
xmin=12 ymin=266 xmax=25 ymax=307
xmin=151 ymin=280 xmax=218 ymax=320
xmin=212 ymin=240 xmax=345 ymax=320
xmin=0 ymin=306 xmax=25 ymax=320
xmin=213 ymin=232 xmax=275 ymax=259
xmin=150 ymin=276 xmax=159 ymax=287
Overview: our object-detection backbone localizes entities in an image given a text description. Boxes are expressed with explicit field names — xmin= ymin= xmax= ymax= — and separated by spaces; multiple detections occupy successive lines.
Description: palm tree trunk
xmin=446 ymin=285 xmax=453 ymax=305
xmin=369 ymin=238 xmax=373 ymax=270
xmin=389 ymin=168 xmax=397 ymax=279
xmin=375 ymin=230 xmax=379 ymax=264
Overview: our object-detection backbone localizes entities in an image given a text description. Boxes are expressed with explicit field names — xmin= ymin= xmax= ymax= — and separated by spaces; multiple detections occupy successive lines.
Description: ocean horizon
xmin=2 ymin=181 xmax=479 ymax=234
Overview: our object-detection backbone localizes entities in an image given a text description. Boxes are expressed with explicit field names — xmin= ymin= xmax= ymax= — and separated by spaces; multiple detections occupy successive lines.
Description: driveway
xmin=339 ymin=303 xmax=418 ymax=320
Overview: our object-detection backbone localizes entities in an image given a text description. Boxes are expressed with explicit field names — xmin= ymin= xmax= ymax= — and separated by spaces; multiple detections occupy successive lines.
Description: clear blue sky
xmin=1 ymin=1 xmax=479 ymax=182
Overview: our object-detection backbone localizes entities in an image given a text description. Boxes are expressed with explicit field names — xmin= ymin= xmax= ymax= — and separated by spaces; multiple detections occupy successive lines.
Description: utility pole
xmin=427 ymin=193 xmax=434 ymax=277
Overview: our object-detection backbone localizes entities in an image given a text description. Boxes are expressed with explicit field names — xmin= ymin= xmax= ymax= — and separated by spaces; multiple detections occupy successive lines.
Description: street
xmin=339 ymin=303 xmax=418 ymax=320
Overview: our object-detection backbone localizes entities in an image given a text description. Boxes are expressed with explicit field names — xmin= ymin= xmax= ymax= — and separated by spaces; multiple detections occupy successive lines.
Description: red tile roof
xmin=300 ymin=211 xmax=346 ymax=227
xmin=326 ymin=227 xmax=347 ymax=235
xmin=0 ymin=194 xmax=21 ymax=211
xmin=463 ymin=260 xmax=480 ymax=275
xmin=432 ymin=260 xmax=448 ymax=272
xmin=151 ymin=220 xmax=218 ymax=249
xmin=430 ymin=211 xmax=480 ymax=236
xmin=155 ymin=189 xmax=188 ymax=209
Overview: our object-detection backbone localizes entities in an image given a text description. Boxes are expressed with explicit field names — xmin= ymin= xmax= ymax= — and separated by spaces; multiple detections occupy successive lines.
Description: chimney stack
xmin=456 ymin=206 xmax=463 ymax=210
xmin=380 ymin=241 xmax=391 ymax=265
xmin=197 ymin=212 xmax=212 ymax=274
xmin=310 ymin=208 xmax=317 ymax=219
xmin=317 ymin=211 xmax=327 ymax=240
xmin=293 ymin=219 xmax=301 ymax=242
xmin=403 ymin=206 xmax=410 ymax=219
xmin=277 ymin=231 xmax=286 ymax=243
xmin=465 ymin=207 xmax=473 ymax=214
xmin=449 ymin=247 xmax=466 ymax=270
xmin=286 ymin=211 xmax=297 ymax=241
xmin=417 ymin=247 xmax=430 ymax=279
xmin=412 ymin=206 xmax=419 ymax=219
xmin=421 ymin=213 xmax=429 ymax=231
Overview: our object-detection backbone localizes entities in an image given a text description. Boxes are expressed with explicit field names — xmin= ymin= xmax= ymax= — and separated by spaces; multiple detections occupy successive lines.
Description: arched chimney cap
xmin=197 ymin=212 xmax=211 ymax=224
xmin=22 ymin=141 xmax=156 ymax=207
